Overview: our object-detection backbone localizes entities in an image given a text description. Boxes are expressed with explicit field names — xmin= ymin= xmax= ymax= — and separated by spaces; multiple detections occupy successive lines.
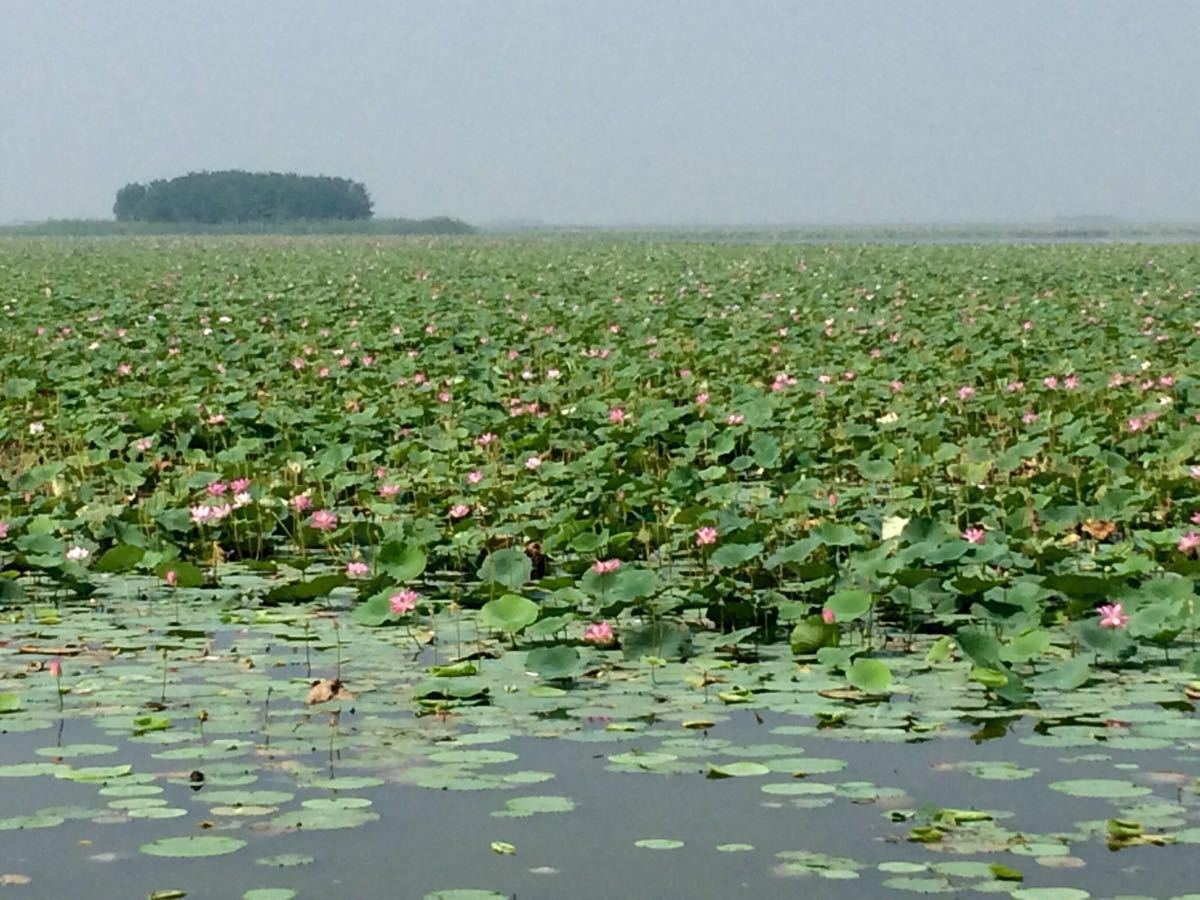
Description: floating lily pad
xmin=492 ymin=796 xmax=575 ymax=817
xmin=140 ymin=836 xmax=247 ymax=858
xmin=1048 ymin=779 xmax=1152 ymax=799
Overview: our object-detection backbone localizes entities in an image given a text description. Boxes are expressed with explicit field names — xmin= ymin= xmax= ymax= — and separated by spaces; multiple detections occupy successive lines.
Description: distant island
xmin=114 ymin=170 xmax=374 ymax=224
xmin=0 ymin=169 xmax=474 ymax=236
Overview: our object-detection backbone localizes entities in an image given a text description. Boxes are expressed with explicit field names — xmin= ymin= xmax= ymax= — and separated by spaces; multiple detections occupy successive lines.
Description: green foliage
xmin=479 ymin=594 xmax=539 ymax=635
xmin=113 ymin=170 xmax=373 ymax=223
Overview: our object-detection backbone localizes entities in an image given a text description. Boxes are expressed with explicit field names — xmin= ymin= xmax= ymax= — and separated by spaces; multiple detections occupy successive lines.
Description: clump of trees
xmin=114 ymin=171 xmax=373 ymax=223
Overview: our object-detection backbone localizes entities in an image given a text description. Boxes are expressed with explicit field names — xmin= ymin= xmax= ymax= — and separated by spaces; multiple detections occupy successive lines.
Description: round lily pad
xmin=1048 ymin=779 xmax=1151 ymax=799
xmin=140 ymin=836 xmax=247 ymax=858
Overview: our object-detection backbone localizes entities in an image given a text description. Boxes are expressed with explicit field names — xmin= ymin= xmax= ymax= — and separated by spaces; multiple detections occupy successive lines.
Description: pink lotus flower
xmin=583 ymin=621 xmax=615 ymax=645
xmin=379 ymin=484 xmax=401 ymax=498
xmin=957 ymin=385 xmax=976 ymax=401
xmin=0 ymin=521 xmax=8 ymax=540
xmin=389 ymin=589 xmax=419 ymax=615
xmin=1006 ymin=380 xmax=1025 ymax=393
xmin=962 ymin=526 xmax=986 ymax=544
xmin=164 ymin=569 xmax=178 ymax=587
xmin=190 ymin=505 xmax=216 ymax=524
xmin=1042 ymin=376 xmax=1058 ymax=390
xmin=821 ymin=607 xmax=836 ymax=624
xmin=1189 ymin=466 xmax=1200 ymax=480
xmin=65 ymin=545 xmax=89 ymax=562
xmin=116 ymin=362 xmax=132 ymax=376
xmin=47 ymin=658 xmax=62 ymax=680
xmin=525 ymin=456 xmax=542 ymax=471
xmin=230 ymin=477 xmax=251 ymax=493
xmin=310 ymin=510 xmax=338 ymax=531
xmin=726 ymin=414 xmax=744 ymax=425
xmin=591 ymin=558 xmax=621 ymax=575
xmin=889 ymin=380 xmax=904 ymax=393
xmin=608 ymin=407 xmax=626 ymax=424
xmin=134 ymin=437 xmax=154 ymax=451
xmin=346 ymin=561 xmax=370 ymax=578
xmin=1064 ymin=375 xmax=1079 ymax=390
xmin=291 ymin=357 xmax=306 ymax=370
xmin=695 ymin=526 xmax=719 ymax=547
xmin=1179 ymin=532 xmax=1200 ymax=554
xmin=477 ymin=432 xmax=498 ymax=447
xmin=207 ymin=413 xmax=225 ymax=425
xmin=206 ymin=481 xmax=228 ymax=497
xmin=695 ymin=392 xmax=709 ymax=406
xmin=1022 ymin=411 xmax=1039 ymax=425
xmin=291 ymin=495 xmax=313 ymax=512
xmin=449 ymin=504 xmax=471 ymax=519
xmin=1192 ymin=511 xmax=1200 ymax=525
xmin=467 ymin=469 xmax=484 ymax=485
xmin=1097 ymin=602 xmax=1130 ymax=629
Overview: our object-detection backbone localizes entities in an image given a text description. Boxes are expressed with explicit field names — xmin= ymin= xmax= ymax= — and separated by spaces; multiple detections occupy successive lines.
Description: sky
xmin=2 ymin=1 xmax=1198 ymax=225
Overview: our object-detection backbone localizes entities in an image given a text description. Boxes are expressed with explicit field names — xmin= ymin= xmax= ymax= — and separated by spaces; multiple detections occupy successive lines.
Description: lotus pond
xmin=2 ymin=238 xmax=1200 ymax=898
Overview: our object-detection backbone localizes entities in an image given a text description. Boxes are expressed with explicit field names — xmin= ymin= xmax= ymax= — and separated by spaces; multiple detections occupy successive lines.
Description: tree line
xmin=113 ymin=171 xmax=374 ymax=223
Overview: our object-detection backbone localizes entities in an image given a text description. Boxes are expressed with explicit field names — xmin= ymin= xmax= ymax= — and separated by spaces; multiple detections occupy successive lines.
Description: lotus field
xmin=2 ymin=238 xmax=1200 ymax=898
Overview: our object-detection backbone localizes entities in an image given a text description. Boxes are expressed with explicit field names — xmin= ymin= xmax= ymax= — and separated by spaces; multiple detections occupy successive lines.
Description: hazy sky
xmin=2 ymin=1 xmax=1198 ymax=225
